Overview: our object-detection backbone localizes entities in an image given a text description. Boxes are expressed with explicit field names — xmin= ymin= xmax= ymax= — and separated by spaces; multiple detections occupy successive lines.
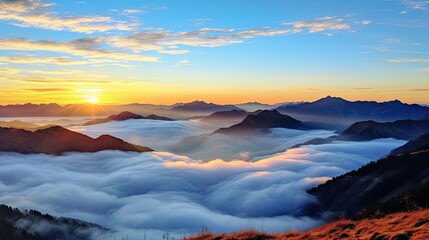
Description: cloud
xmin=0 ymin=0 xmax=135 ymax=33
xmin=0 ymin=137 xmax=405 ymax=239
xmin=24 ymin=88 xmax=69 ymax=92
xmin=0 ymin=68 xmax=21 ymax=74
xmin=352 ymin=87 xmax=375 ymax=90
xmin=70 ymin=119 xmax=336 ymax=161
xmin=0 ymin=38 xmax=159 ymax=62
xmin=284 ymin=16 xmax=351 ymax=33
xmin=0 ymin=15 xmax=370 ymax=62
xmin=174 ymin=59 xmax=191 ymax=67
xmin=105 ymin=16 xmax=369 ymax=54
xmin=0 ymin=56 xmax=88 ymax=65
xmin=406 ymin=88 xmax=429 ymax=92
xmin=122 ymin=9 xmax=145 ymax=15
xmin=402 ymin=0 xmax=429 ymax=9
xmin=388 ymin=58 xmax=429 ymax=63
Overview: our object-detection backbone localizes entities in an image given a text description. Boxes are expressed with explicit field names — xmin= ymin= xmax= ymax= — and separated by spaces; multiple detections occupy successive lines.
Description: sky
xmin=0 ymin=0 xmax=428 ymax=105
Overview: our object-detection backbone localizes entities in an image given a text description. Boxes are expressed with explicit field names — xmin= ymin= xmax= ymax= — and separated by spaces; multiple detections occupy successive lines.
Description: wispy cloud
xmin=284 ymin=16 xmax=352 ymax=33
xmin=402 ymin=0 xmax=429 ymax=10
xmin=352 ymin=87 xmax=375 ymax=90
xmin=122 ymin=9 xmax=145 ymax=15
xmin=174 ymin=59 xmax=191 ymax=67
xmin=107 ymin=16 xmax=370 ymax=54
xmin=0 ymin=56 xmax=88 ymax=65
xmin=24 ymin=88 xmax=69 ymax=92
xmin=0 ymin=15 xmax=370 ymax=64
xmin=405 ymin=88 xmax=429 ymax=92
xmin=388 ymin=58 xmax=429 ymax=62
xmin=0 ymin=68 xmax=21 ymax=74
xmin=0 ymin=0 xmax=135 ymax=33
xmin=0 ymin=38 xmax=159 ymax=62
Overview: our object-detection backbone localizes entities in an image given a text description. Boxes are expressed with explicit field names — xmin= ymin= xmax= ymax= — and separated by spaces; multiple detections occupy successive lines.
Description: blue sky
xmin=0 ymin=0 xmax=428 ymax=104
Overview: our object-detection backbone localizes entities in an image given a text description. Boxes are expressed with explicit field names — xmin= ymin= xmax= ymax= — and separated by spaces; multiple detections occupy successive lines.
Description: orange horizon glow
xmin=1 ymin=86 xmax=428 ymax=106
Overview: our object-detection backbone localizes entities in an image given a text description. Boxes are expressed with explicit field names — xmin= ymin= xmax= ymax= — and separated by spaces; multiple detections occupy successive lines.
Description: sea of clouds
xmin=70 ymin=119 xmax=336 ymax=161
xmin=0 ymin=137 xmax=405 ymax=239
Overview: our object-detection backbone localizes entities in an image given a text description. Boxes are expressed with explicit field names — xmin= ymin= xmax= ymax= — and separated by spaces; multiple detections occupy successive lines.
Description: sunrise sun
xmin=85 ymin=96 xmax=99 ymax=104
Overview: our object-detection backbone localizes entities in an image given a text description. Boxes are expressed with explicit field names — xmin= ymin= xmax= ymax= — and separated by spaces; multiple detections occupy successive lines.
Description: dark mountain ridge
xmin=214 ymin=110 xmax=310 ymax=135
xmin=341 ymin=119 xmax=429 ymax=140
xmin=198 ymin=109 xmax=249 ymax=125
xmin=0 ymin=204 xmax=109 ymax=240
xmin=292 ymin=118 xmax=429 ymax=148
xmin=276 ymin=96 xmax=429 ymax=126
xmin=307 ymin=133 xmax=429 ymax=218
xmin=0 ymin=126 xmax=153 ymax=155
xmin=171 ymin=101 xmax=244 ymax=113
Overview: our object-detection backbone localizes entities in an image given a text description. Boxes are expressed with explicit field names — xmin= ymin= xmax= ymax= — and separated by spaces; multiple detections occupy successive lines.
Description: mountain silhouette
xmin=0 ymin=204 xmax=109 ymax=240
xmin=0 ymin=103 xmax=62 ymax=117
xmin=214 ymin=110 xmax=309 ymax=135
xmin=292 ymin=119 xmax=429 ymax=148
xmin=199 ymin=109 xmax=249 ymax=124
xmin=389 ymin=133 xmax=429 ymax=156
xmin=276 ymin=96 xmax=429 ymax=126
xmin=0 ymin=126 xmax=153 ymax=155
xmin=171 ymin=101 xmax=243 ymax=113
xmin=84 ymin=111 xmax=173 ymax=125
xmin=341 ymin=119 xmax=429 ymax=140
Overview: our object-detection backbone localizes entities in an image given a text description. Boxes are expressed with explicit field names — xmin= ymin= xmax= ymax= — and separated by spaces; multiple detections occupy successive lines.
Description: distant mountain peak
xmin=317 ymin=96 xmax=348 ymax=102
xmin=172 ymin=100 xmax=243 ymax=113
xmin=387 ymin=99 xmax=403 ymax=104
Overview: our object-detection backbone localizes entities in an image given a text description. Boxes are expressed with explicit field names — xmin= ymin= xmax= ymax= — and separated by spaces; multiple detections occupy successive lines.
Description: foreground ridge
xmin=185 ymin=209 xmax=429 ymax=240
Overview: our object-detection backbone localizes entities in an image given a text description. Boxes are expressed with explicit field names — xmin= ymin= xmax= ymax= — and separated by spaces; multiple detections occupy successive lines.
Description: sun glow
xmin=85 ymin=95 xmax=100 ymax=104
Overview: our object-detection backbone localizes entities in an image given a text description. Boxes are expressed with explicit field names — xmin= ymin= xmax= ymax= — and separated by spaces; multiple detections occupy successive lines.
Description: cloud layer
xmin=70 ymin=119 xmax=335 ymax=161
xmin=0 ymin=0 xmax=135 ymax=33
xmin=0 ymin=138 xmax=404 ymax=239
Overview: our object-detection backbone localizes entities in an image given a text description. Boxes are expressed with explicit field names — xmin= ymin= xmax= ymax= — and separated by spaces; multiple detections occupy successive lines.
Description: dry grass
xmin=185 ymin=209 xmax=429 ymax=240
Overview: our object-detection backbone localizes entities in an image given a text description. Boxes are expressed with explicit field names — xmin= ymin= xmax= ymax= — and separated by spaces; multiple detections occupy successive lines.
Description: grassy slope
xmin=185 ymin=209 xmax=429 ymax=240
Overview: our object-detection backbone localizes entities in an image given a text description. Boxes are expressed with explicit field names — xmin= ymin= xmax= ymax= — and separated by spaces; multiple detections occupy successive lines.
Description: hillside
xmin=0 ymin=204 xmax=109 ymax=240
xmin=390 ymin=133 xmax=429 ymax=155
xmin=0 ymin=126 xmax=153 ymax=155
xmin=185 ymin=209 xmax=429 ymax=240
xmin=307 ymin=135 xmax=429 ymax=218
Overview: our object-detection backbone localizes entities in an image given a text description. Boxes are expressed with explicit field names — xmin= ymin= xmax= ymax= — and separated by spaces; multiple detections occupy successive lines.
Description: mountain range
xmin=0 ymin=126 xmax=153 ymax=155
xmin=276 ymin=96 xmax=429 ymax=127
xmin=83 ymin=111 xmax=173 ymax=125
xmin=2 ymin=97 xmax=428 ymax=122
xmin=0 ymin=120 xmax=54 ymax=131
